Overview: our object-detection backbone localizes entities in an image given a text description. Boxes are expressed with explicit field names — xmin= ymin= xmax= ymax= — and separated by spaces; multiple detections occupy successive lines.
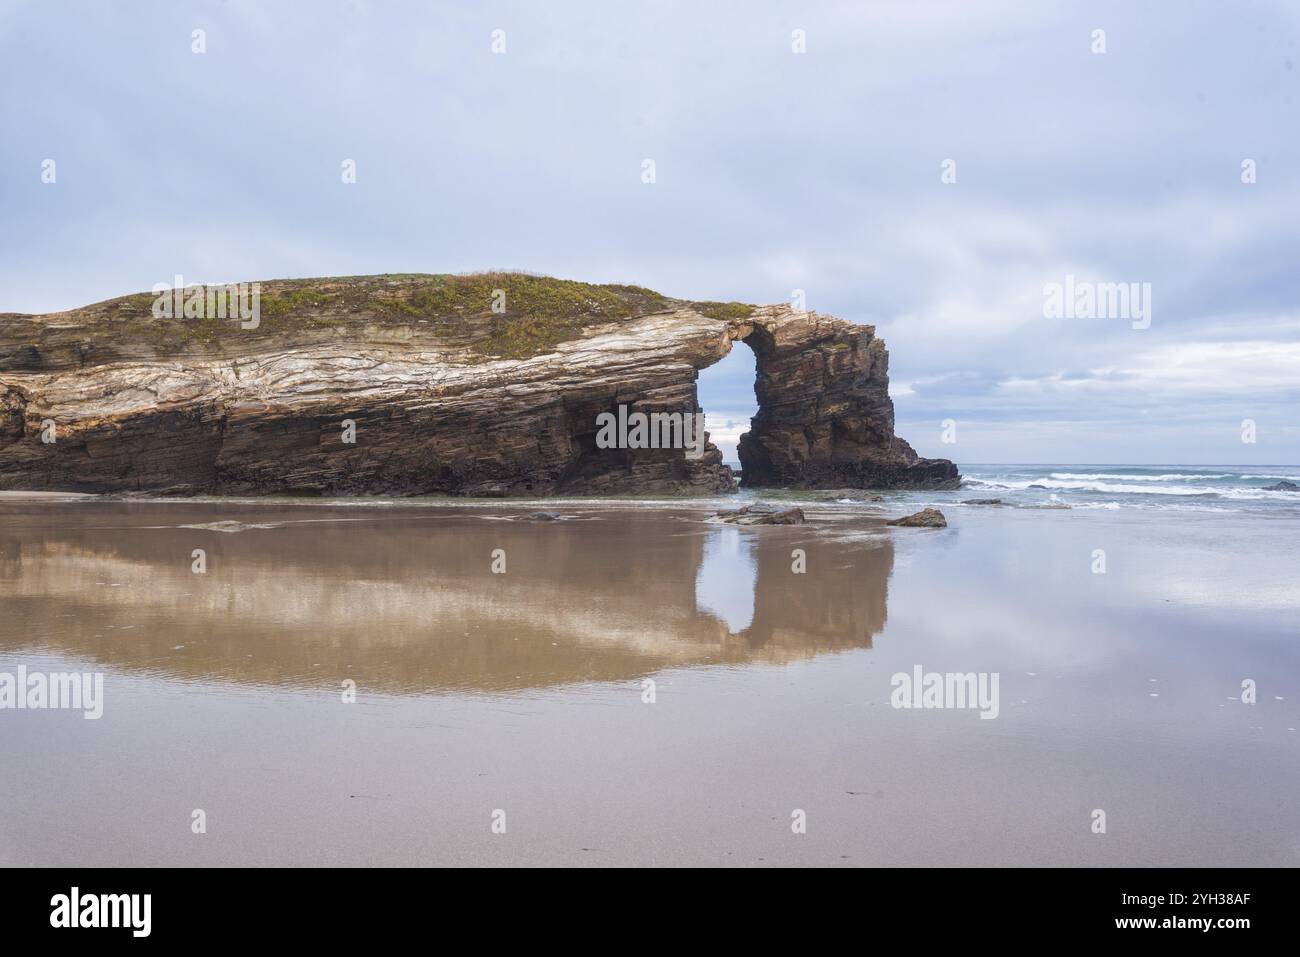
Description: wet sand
xmin=1 ymin=498 xmax=1297 ymax=866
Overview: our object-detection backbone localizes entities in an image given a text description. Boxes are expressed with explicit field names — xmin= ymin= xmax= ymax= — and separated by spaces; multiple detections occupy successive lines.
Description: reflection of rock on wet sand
xmin=0 ymin=503 xmax=892 ymax=693
xmin=694 ymin=524 xmax=890 ymax=660
xmin=695 ymin=527 xmax=757 ymax=632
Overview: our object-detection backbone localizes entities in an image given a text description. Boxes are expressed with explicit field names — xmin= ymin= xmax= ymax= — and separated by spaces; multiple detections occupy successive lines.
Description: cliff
xmin=0 ymin=273 xmax=959 ymax=496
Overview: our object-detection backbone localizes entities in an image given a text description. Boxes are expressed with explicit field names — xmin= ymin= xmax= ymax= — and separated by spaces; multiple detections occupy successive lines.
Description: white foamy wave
xmin=1216 ymin=486 xmax=1300 ymax=500
xmin=1048 ymin=472 xmax=1232 ymax=482
xmin=956 ymin=465 xmax=1300 ymax=513
xmin=964 ymin=478 xmax=1292 ymax=498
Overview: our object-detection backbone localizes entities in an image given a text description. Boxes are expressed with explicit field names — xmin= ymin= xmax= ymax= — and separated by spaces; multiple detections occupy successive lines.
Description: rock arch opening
xmin=695 ymin=334 xmax=758 ymax=482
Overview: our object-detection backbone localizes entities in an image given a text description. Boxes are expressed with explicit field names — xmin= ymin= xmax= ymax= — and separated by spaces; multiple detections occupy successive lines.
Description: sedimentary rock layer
xmin=0 ymin=274 xmax=958 ymax=495
xmin=736 ymin=307 xmax=961 ymax=490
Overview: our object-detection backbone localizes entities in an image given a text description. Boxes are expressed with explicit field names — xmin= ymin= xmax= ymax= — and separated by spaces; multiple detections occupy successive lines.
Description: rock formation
xmin=886 ymin=507 xmax=948 ymax=528
xmin=711 ymin=503 xmax=807 ymax=525
xmin=736 ymin=306 xmax=960 ymax=489
xmin=0 ymin=273 xmax=958 ymax=496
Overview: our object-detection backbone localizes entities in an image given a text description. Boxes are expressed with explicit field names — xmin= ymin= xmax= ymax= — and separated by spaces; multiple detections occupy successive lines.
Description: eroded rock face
xmin=0 ymin=276 xmax=957 ymax=496
xmin=737 ymin=306 xmax=959 ymax=490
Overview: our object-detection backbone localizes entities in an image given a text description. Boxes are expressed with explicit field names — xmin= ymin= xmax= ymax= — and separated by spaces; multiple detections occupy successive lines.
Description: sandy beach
xmin=2 ymin=495 xmax=1296 ymax=866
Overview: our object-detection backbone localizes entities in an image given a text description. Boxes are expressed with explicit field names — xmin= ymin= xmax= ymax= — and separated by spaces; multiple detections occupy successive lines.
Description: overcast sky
xmin=2 ymin=0 xmax=1297 ymax=464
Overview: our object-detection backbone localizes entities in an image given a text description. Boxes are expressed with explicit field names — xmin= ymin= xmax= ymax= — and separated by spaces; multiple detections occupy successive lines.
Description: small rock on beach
xmin=885 ymin=508 xmax=947 ymax=528
xmin=713 ymin=503 xmax=806 ymax=526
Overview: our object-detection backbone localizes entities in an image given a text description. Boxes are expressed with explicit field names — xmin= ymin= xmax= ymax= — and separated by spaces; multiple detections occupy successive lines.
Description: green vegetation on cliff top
xmin=22 ymin=273 xmax=758 ymax=362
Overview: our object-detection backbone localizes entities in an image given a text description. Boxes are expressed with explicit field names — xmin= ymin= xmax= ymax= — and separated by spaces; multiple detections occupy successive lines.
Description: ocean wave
xmin=1047 ymin=472 xmax=1233 ymax=482
xmin=963 ymin=477 xmax=1295 ymax=498
xmin=957 ymin=493 xmax=1297 ymax=514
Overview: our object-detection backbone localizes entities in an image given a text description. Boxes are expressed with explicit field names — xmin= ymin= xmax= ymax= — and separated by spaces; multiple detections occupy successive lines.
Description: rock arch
xmin=0 ymin=279 xmax=958 ymax=495
xmin=725 ymin=306 xmax=959 ymax=490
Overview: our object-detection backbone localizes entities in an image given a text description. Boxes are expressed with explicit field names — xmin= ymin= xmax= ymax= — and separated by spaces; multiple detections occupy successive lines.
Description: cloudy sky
xmin=2 ymin=0 xmax=1297 ymax=464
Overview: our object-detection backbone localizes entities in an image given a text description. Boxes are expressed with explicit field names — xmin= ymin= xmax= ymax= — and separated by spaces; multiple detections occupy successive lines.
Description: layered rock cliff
xmin=0 ymin=273 xmax=958 ymax=495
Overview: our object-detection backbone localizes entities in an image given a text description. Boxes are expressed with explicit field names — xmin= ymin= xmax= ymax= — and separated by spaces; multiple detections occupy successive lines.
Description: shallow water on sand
xmin=1 ymin=499 xmax=1296 ymax=866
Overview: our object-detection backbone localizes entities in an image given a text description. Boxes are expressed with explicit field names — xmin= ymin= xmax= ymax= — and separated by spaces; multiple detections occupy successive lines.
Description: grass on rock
xmin=7 ymin=272 xmax=758 ymax=363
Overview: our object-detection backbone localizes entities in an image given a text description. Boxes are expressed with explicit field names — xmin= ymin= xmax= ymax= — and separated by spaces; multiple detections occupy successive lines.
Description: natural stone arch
xmin=705 ymin=307 xmax=958 ymax=490
xmin=0 ymin=277 xmax=957 ymax=495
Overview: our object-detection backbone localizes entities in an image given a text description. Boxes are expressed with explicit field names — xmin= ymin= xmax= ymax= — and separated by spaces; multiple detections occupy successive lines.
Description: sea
xmin=720 ymin=463 xmax=1300 ymax=515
